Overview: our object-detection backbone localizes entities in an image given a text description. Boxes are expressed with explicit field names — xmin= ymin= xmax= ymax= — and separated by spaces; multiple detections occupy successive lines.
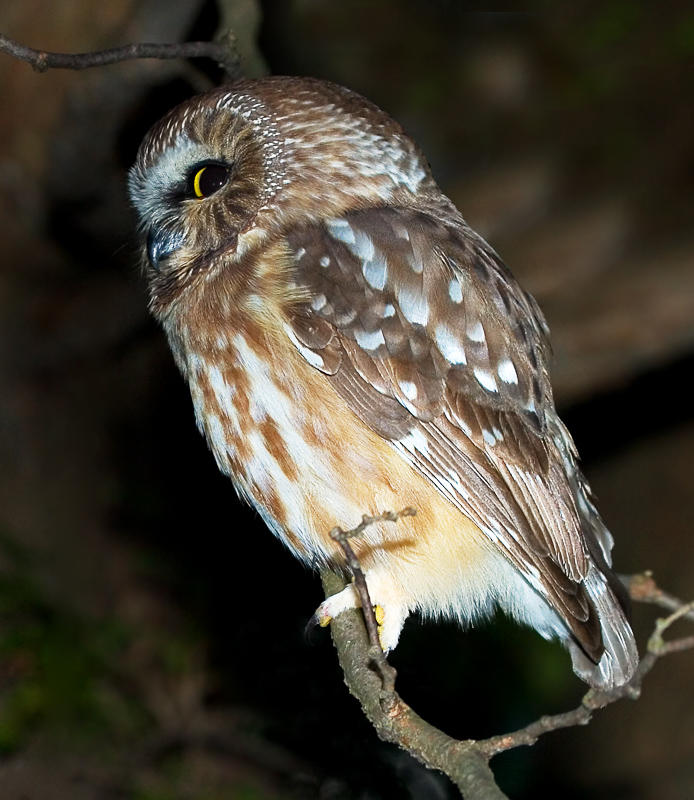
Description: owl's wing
xmin=284 ymin=207 xmax=605 ymax=661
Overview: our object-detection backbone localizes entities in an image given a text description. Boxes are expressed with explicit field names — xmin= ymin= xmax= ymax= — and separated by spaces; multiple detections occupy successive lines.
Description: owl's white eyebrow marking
xmin=363 ymin=256 xmax=388 ymax=290
xmin=466 ymin=321 xmax=485 ymax=343
xmin=326 ymin=218 xmax=356 ymax=245
xmin=397 ymin=285 xmax=429 ymax=326
xmin=435 ymin=324 xmax=467 ymax=364
xmin=473 ymin=367 xmax=498 ymax=393
xmin=354 ymin=327 xmax=386 ymax=350
xmin=448 ymin=279 xmax=463 ymax=304
xmin=497 ymin=358 xmax=518 ymax=385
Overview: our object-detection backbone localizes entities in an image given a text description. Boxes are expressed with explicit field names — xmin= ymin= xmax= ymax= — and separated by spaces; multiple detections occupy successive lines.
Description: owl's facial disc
xmin=129 ymin=93 xmax=281 ymax=312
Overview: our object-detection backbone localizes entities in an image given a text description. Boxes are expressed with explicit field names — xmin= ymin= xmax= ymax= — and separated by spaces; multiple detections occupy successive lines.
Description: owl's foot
xmin=313 ymin=578 xmax=408 ymax=652
xmin=314 ymin=583 xmax=358 ymax=628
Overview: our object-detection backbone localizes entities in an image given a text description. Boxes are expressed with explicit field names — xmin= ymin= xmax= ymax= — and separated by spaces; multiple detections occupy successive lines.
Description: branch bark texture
xmin=0 ymin=32 xmax=242 ymax=80
xmin=320 ymin=570 xmax=508 ymax=800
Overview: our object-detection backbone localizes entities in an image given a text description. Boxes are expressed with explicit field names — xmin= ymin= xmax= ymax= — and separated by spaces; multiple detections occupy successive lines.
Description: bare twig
xmin=329 ymin=508 xmax=415 ymax=699
xmin=647 ymin=600 xmax=694 ymax=653
xmin=479 ymin=576 xmax=694 ymax=757
xmin=623 ymin=572 xmax=694 ymax=623
xmin=0 ymin=32 xmax=242 ymax=80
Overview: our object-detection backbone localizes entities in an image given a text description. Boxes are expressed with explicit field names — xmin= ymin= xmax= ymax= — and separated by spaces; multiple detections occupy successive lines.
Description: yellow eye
xmin=191 ymin=163 xmax=230 ymax=199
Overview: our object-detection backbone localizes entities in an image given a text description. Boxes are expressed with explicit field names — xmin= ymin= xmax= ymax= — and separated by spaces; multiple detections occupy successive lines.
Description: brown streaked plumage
xmin=129 ymin=76 xmax=638 ymax=688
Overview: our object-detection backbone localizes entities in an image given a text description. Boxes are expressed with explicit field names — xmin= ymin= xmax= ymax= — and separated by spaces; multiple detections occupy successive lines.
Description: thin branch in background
xmin=480 ymin=584 xmax=694 ymax=758
xmin=647 ymin=600 xmax=694 ymax=655
xmin=0 ymin=32 xmax=243 ymax=81
xmin=624 ymin=571 xmax=694 ymax=623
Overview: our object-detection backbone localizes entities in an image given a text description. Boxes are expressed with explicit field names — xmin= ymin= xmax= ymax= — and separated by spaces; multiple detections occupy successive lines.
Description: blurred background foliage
xmin=0 ymin=1 xmax=693 ymax=798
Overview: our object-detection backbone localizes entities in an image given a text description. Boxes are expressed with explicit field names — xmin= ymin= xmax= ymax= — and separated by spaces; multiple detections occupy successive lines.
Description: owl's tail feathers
xmin=568 ymin=566 xmax=639 ymax=689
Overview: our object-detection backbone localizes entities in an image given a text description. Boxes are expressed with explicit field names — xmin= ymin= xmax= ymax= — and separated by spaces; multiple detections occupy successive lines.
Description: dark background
xmin=1 ymin=2 xmax=693 ymax=798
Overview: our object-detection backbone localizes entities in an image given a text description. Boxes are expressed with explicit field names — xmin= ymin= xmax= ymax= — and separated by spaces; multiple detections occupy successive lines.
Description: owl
xmin=129 ymin=76 xmax=638 ymax=689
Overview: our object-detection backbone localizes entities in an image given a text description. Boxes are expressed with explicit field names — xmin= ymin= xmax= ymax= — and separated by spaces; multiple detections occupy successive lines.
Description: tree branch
xmin=0 ymin=32 xmax=243 ymax=80
xmin=320 ymin=569 xmax=508 ymax=800
xmin=322 ymin=513 xmax=694 ymax=799
xmin=623 ymin=571 xmax=694 ymax=622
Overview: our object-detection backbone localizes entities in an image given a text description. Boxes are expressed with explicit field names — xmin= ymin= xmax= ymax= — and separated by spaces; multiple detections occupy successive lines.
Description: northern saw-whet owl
xmin=129 ymin=76 xmax=638 ymax=689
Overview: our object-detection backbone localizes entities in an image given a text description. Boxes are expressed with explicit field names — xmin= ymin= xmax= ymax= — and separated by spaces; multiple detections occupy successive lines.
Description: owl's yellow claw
xmin=375 ymin=605 xmax=389 ymax=650
xmin=318 ymin=614 xmax=332 ymax=628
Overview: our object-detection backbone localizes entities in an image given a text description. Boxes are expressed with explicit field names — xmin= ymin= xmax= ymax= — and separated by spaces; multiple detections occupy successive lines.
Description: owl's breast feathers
xmin=171 ymin=239 xmax=499 ymax=613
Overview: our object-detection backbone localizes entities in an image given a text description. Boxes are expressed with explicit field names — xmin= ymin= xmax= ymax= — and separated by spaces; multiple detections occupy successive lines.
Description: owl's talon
xmin=318 ymin=614 xmax=332 ymax=628
xmin=375 ymin=605 xmax=388 ymax=650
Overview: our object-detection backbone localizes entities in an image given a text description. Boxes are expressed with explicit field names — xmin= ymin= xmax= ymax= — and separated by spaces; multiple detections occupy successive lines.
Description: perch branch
xmin=321 ymin=568 xmax=508 ymax=800
xmin=323 ymin=509 xmax=507 ymax=799
xmin=0 ymin=32 xmax=242 ymax=80
xmin=322 ymin=524 xmax=694 ymax=799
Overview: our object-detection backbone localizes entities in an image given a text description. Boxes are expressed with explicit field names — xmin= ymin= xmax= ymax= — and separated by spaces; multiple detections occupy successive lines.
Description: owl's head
xmin=129 ymin=77 xmax=436 ymax=316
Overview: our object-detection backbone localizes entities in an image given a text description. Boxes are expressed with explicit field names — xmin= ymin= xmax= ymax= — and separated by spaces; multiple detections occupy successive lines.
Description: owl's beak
xmin=146 ymin=227 xmax=184 ymax=270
